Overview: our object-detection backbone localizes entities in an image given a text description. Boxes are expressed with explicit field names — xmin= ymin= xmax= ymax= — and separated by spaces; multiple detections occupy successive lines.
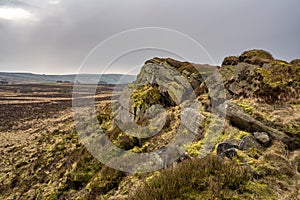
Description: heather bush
xmin=131 ymin=155 xmax=253 ymax=200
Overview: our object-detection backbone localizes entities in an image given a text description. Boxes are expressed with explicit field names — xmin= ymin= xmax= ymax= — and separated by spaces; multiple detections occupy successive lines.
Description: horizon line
xmin=0 ymin=71 xmax=138 ymax=76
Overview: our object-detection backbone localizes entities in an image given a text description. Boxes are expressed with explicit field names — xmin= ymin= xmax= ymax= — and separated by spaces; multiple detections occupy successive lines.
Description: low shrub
xmin=131 ymin=155 xmax=254 ymax=200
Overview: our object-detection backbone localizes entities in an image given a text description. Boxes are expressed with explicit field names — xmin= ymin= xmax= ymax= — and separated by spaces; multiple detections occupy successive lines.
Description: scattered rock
xmin=224 ymin=148 xmax=238 ymax=159
xmin=253 ymin=132 xmax=271 ymax=145
xmin=238 ymin=136 xmax=263 ymax=151
xmin=219 ymin=101 xmax=293 ymax=149
xmin=217 ymin=142 xmax=239 ymax=158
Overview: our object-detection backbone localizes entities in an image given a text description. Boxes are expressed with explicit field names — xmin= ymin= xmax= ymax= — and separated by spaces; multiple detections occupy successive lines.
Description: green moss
xmin=238 ymin=49 xmax=274 ymax=67
xmin=97 ymin=113 xmax=110 ymax=125
xmin=270 ymin=60 xmax=290 ymax=67
xmin=85 ymin=166 xmax=125 ymax=198
xmin=256 ymin=63 xmax=300 ymax=88
xmin=69 ymin=150 xmax=102 ymax=189
xmin=220 ymin=65 xmax=235 ymax=79
xmin=243 ymin=182 xmax=276 ymax=200
xmin=115 ymin=133 xmax=139 ymax=150
xmin=285 ymin=124 xmax=300 ymax=136
xmin=186 ymin=140 xmax=204 ymax=157
xmin=130 ymin=146 xmax=143 ymax=153
xmin=198 ymin=115 xmax=225 ymax=156
xmin=236 ymin=101 xmax=254 ymax=115
xmin=131 ymin=85 xmax=161 ymax=109
xmin=235 ymin=130 xmax=252 ymax=140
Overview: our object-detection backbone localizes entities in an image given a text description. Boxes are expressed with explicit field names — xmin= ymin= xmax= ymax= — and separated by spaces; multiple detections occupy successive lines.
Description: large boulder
xmin=135 ymin=59 xmax=197 ymax=105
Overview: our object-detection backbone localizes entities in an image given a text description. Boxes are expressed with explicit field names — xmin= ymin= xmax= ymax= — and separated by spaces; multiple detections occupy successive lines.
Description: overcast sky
xmin=0 ymin=0 xmax=299 ymax=75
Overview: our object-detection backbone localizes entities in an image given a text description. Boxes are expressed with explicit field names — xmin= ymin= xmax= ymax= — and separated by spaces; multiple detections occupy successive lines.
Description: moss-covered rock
xmin=290 ymin=59 xmax=300 ymax=66
xmin=239 ymin=49 xmax=274 ymax=66
xmin=222 ymin=55 xmax=239 ymax=66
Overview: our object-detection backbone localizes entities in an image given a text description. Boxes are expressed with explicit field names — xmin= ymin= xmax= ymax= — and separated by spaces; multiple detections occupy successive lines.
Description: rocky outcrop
xmin=221 ymin=50 xmax=300 ymax=103
xmin=137 ymin=57 xmax=219 ymax=100
xmin=95 ymin=52 xmax=300 ymax=198
xmin=135 ymin=58 xmax=196 ymax=105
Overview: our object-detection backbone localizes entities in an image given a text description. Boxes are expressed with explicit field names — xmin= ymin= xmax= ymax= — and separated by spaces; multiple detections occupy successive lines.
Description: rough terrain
xmin=1 ymin=50 xmax=300 ymax=199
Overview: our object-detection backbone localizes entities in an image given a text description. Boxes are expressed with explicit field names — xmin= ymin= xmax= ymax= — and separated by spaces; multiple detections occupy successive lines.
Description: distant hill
xmin=0 ymin=72 xmax=136 ymax=84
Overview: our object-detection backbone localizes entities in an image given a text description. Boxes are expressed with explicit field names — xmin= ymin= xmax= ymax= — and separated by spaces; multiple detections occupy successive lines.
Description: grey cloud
xmin=0 ymin=0 xmax=299 ymax=74
xmin=0 ymin=0 xmax=34 ymax=7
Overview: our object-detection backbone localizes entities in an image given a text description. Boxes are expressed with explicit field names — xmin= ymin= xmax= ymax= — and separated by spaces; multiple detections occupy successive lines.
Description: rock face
xmin=114 ymin=58 xmax=208 ymax=134
xmin=135 ymin=58 xmax=195 ymax=105
xmin=111 ymin=57 xmax=212 ymax=171
xmin=114 ymin=57 xmax=222 ymax=134
xmin=137 ymin=57 xmax=219 ymax=100
xmin=113 ymin=52 xmax=299 ymax=165
xmin=115 ymin=53 xmax=299 ymax=155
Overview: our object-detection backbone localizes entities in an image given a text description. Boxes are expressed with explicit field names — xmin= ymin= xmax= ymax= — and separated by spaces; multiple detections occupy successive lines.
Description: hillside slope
xmin=1 ymin=50 xmax=299 ymax=199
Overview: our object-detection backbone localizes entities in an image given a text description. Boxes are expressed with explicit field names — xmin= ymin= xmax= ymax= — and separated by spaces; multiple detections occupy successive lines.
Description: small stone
xmin=217 ymin=142 xmax=239 ymax=156
xmin=239 ymin=136 xmax=263 ymax=151
xmin=253 ymin=132 xmax=270 ymax=145
xmin=224 ymin=148 xmax=238 ymax=159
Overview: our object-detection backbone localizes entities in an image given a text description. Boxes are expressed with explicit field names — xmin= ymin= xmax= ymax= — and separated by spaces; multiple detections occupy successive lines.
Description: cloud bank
xmin=0 ymin=0 xmax=299 ymax=74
